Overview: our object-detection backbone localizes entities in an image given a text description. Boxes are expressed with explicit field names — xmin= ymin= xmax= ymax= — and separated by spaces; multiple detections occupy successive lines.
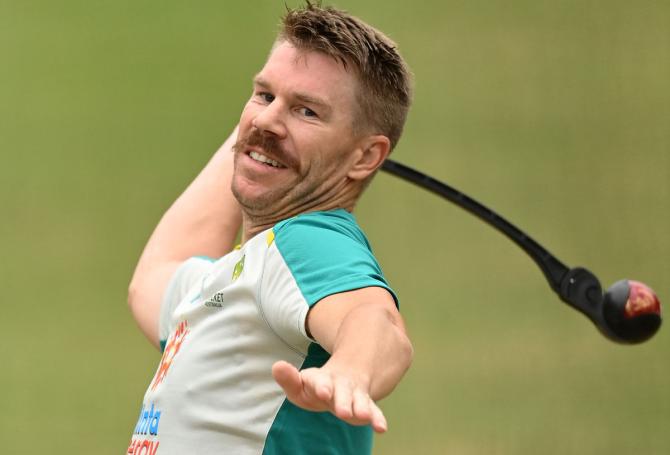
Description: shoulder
xmin=273 ymin=209 xmax=371 ymax=251
xmin=265 ymin=209 xmax=395 ymax=307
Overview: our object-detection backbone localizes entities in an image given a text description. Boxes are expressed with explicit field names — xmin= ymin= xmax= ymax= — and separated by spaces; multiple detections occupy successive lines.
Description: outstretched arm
xmin=272 ymin=286 xmax=413 ymax=433
xmin=128 ymin=127 xmax=242 ymax=348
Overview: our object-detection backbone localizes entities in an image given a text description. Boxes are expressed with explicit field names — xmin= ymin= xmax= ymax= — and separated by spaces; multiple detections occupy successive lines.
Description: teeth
xmin=250 ymin=151 xmax=282 ymax=168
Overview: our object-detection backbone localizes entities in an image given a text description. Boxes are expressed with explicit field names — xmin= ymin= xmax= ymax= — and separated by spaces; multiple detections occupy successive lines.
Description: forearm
xmin=129 ymin=127 xmax=242 ymax=343
xmin=133 ymin=129 xmax=241 ymax=267
xmin=324 ymin=303 xmax=413 ymax=401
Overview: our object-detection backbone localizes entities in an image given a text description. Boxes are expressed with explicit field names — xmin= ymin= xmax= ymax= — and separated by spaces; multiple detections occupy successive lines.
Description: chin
xmin=232 ymin=179 xmax=280 ymax=213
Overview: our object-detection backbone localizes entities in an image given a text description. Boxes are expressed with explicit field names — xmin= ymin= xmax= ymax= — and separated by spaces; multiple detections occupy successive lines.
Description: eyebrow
xmin=253 ymin=76 xmax=332 ymax=115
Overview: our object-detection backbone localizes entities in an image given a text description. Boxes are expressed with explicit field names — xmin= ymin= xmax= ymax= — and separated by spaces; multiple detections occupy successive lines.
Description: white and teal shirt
xmin=127 ymin=209 xmax=398 ymax=455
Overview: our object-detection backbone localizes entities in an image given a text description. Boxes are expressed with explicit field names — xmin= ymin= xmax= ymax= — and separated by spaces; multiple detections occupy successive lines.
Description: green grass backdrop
xmin=1 ymin=1 xmax=668 ymax=453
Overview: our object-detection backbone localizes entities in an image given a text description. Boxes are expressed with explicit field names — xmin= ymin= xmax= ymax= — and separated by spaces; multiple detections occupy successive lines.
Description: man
xmin=127 ymin=3 xmax=413 ymax=454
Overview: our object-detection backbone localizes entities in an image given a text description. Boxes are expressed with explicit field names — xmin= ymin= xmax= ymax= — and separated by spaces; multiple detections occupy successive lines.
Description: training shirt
xmin=127 ymin=209 xmax=397 ymax=455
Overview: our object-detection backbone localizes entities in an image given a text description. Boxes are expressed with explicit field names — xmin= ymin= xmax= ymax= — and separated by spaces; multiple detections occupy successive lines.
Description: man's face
xmin=232 ymin=41 xmax=364 ymax=217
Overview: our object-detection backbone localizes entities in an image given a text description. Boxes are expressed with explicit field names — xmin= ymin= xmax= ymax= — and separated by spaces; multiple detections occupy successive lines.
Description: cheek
xmin=238 ymin=102 xmax=255 ymax=126
xmin=306 ymin=147 xmax=350 ymax=179
xmin=239 ymin=98 xmax=268 ymax=127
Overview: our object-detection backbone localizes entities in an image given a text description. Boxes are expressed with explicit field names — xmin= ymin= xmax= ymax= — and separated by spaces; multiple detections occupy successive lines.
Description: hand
xmin=272 ymin=360 xmax=388 ymax=433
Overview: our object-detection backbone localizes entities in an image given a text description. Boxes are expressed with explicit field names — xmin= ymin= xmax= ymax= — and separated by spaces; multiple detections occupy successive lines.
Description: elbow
xmin=374 ymin=311 xmax=414 ymax=400
xmin=396 ymin=328 xmax=414 ymax=379
xmin=387 ymin=307 xmax=413 ymax=373
xmin=390 ymin=310 xmax=414 ymax=394
xmin=127 ymin=282 xmax=137 ymax=313
xmin=371 ymin=331 xmax=413 ymax=402
xmin=127 ymin=276 xmax=143 ymax=315
xmin=402 ymin=332 xmax=414 ymax=371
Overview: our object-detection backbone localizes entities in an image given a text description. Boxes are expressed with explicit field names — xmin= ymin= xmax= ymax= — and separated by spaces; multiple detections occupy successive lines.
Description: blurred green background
xmin=1 ymin=0 xmax=668 ymax=453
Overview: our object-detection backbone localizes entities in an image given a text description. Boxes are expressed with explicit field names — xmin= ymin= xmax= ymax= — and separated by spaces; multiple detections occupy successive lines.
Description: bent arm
xmin=128 ymin=128 xmax=242 ymax=348
xmin=272 ymin=287 xmax=413 ymax=432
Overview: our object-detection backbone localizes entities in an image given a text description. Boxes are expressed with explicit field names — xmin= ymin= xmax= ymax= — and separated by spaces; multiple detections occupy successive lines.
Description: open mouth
xmin=248 ymin=150 xmax=285 ymax=168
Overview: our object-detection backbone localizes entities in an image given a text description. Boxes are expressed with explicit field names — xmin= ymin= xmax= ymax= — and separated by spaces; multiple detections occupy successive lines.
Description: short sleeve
xmin=274 ymin=212 xmax=398 ymax=307
xmin=258 ymin=211 xmax=398 ymax=353
xmin=158 ymin=256 xmax=216 ymax=348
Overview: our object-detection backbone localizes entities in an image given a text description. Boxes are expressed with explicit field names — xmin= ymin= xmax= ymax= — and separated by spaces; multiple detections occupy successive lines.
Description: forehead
xmin=256 ymin=41 xmax=358 ymax=111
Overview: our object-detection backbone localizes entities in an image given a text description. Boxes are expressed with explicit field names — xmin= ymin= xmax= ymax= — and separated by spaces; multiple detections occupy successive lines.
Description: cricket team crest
xmin=232 ymin=254 xmax=245 ymax=281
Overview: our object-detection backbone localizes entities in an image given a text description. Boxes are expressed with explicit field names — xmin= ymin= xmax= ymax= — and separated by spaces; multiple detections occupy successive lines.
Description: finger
xmin=272 ymin=361 xmax=303 ymax=401
xmin=332 ymin=378 xmax=354 ymax=420
xmin=302 ymin=369 xmax=334 ymax=403
xmin=369 ymin=401 xmax=388 ymax=433
xmin=276 ymin=366 xmax=333 ymax=412
xmin=352 ymin=389 xmax=372 ymax=422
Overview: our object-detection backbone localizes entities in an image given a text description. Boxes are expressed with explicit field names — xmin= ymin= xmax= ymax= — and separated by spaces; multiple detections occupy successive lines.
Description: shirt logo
xmin=128 ymin=402 xmax=162 ymax=454
xmin=150 ymin=320 xmax=189 ymax=390
xmin=232 ymin=254 xmax=245 ymax=281
xmin=204 ymin=292 xmax=226 ymax=308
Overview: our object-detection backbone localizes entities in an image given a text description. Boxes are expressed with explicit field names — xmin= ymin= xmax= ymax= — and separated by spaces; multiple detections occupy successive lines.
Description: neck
xmin=240 ymin=186 xmax=360 ymax=243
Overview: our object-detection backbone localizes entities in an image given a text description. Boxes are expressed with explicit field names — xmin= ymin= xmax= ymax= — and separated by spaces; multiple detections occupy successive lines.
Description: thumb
xmin=272 ymin=361 xmax=303 ymax=399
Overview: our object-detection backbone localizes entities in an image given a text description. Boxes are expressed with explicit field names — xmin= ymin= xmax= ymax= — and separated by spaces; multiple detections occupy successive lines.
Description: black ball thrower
xmin=381 ymin=159 xmax=662 ymax=344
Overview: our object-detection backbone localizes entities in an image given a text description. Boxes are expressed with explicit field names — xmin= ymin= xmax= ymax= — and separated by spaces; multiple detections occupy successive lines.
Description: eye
xmin=257 ymin=92 xmax=275 ymax=103
xmin=298 ymin=107 xmax=318 ymax=118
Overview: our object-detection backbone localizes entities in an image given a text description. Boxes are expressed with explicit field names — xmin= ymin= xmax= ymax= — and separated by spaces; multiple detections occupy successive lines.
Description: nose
xmin=252 ymin=100 xmax=287 ymax=139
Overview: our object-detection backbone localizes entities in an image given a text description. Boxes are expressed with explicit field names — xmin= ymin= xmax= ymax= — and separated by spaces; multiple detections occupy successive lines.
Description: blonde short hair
xmin=278 ymin=1 xmax=413 ymax=150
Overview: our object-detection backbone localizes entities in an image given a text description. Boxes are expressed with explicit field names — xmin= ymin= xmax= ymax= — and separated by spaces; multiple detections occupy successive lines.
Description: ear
xmin=347 ymin=135 xmax=391 ymax=181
